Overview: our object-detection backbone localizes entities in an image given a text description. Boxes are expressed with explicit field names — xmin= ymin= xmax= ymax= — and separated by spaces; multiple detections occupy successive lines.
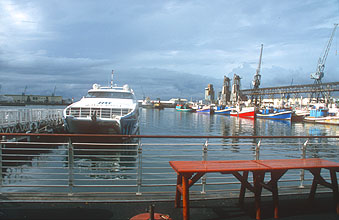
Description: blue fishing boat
xmin=256 ymin=108 xmax=292 ymax=120
xmin=194 ymin=105 xmax=214 ymax=114
xmin=214 ymin=106 xmax=232 ymax=115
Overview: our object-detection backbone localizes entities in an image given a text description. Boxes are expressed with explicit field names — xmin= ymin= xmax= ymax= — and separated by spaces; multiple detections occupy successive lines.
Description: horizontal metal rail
xmin=1 ymin=133 xmax=339 ymax=140
xmin=0 ymin=134 xmax=338 ymax=202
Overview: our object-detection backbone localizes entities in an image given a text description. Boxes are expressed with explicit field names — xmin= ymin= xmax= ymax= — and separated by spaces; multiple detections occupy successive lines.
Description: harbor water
xmin=1 ymin=105 xmax=338 ymax=137
xmin=0 ymin=106 xmax=338 ymax=199
xmin=140 ymin=108 xmax=338 ymax=137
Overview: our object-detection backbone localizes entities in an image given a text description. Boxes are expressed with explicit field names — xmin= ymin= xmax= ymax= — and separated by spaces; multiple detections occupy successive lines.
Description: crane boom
xmin=310 ymin=24 xmax=338 ymax=102
xmin=252 ymin=44 xmax=263 ymax=89
xmin=311 ymin=24 xmax=338 ymax=81
xmin=251 ymin=44 xmax=264 ymax=106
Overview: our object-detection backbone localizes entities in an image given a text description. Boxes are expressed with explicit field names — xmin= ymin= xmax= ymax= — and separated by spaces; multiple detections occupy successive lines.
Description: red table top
xmin=256 ymin=158 xmax=339 ymax=170
xmin=169 ymin=160 xmax=268 ymax=173
xmin=169 ymin=158 xmax=339 ymax=174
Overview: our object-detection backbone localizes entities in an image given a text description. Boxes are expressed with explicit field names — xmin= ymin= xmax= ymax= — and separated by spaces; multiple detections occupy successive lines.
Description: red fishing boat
xmin=230 ymin=106 xmax=255 ymax=118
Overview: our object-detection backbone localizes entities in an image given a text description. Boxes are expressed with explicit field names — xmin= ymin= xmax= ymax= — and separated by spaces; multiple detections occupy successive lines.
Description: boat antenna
xmin=111 ymin=70 xmax=114 ymax=88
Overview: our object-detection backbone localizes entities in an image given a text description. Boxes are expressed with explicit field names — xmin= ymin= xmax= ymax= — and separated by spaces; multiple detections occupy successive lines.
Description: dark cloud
xmin=0 ymin=0 xmax=338 ymax=101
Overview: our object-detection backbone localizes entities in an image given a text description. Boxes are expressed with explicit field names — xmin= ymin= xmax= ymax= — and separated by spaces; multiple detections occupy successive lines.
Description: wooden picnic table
xmin=169 ymin=158 xmax=339 ymax=220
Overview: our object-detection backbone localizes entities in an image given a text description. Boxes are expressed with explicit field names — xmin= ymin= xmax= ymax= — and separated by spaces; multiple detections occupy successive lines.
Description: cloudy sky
xmin=0 ymin=0 xmax=338 ymax=100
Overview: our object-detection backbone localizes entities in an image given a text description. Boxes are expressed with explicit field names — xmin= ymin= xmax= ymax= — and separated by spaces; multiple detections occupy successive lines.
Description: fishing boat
xmin=291 ymin=109 xmax=309 ymax=122
xmin=63 ymin=73 xmax=139 ymax=134
xmin=230 ymin=106 xmax=255 ymax=118
xmin=214 ymin=106 xmax=233 ymax=115
xmin=194 ymin=105 xmax=214 ymax=114
xmin=303 ymin=107 xmax=339 ymax=125
xmin=176 ymin=104 xmax=194 ymax=112
xmin=256 ymin=107 xmax=292 ymax=120
xmin=141 ymin=97 xmax=153 ymax=109
xmin=153 ymin=98 xmax=164 ymax=110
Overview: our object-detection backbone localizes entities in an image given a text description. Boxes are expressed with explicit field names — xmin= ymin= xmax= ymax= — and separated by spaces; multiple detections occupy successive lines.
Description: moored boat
xmin=256 ymin=107 xmax=292 ymax=120
xmin=214 ymin=106 xmax=233 ymax=115
xmin=63 ymin=81 xmax=139 ymax=134
xmin=230 ymin=106 xmax=255 ymax=118
xmin=303 ymin=107 xmax=339 ymax=125
xmin=141 ymin=97 xmax=153 ymax=108
xmin=154 ymin=102 xmax=164 ymax=110
xmin=291 ymin=109 xmax=309 ymax=122
xmin=194 ymin=105 xmax=214 ymax=114
xmin=176 ymin=104 xmax=194 ymax=112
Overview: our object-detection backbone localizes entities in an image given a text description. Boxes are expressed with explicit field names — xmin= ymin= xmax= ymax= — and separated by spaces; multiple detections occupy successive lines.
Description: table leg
xmin=329 ymin=169 xmax=339 ymax=214
xmin=270 ymin=170 xmax=286 ymax=219
xmin=182 ymin=174 xmax=190 ymax=220
xmin=253 ymin=171 xmax=265 ymax=220
xmin=175 ymin=174 xmax=182 ymax=208
xmin=309 ymin=168 xmax=321 ymax=201
xmin=239 ymin=171 xmax=249 ymax=206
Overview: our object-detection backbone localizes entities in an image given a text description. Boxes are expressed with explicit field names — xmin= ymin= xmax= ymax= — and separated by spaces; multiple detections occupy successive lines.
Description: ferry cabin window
xmin=87 ymin=92 xmax=133 ymax=99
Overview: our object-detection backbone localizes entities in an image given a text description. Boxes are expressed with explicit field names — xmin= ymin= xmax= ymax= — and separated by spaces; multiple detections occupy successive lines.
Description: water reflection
xmin=1 ymin=136 xmax=138 ymax=191
xmin=255 ymin=119 xmax=292 ymax=136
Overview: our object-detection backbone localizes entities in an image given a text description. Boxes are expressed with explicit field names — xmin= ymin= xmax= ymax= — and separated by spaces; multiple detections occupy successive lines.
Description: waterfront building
xmin=205 ymin=84 xmax=215 ymax=103
xmin=230 ymin=74 xmax=241 ymax=104
xmin=219 ymin=76 xmax=231 ymax=105
xmin=4 ymin=94 xmax=63 ymax=104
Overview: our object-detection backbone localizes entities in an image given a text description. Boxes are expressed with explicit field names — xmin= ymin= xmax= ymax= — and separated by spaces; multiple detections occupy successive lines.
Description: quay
xmin=0 ymin=109 xmax=63 ymax=133
xmin=0 ymin=134 xmax=338 ymax=219
xmin=0 ymin=193 xmax=337 ymax=220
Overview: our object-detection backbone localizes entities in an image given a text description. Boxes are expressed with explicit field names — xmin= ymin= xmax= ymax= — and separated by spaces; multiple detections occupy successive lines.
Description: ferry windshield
xmin=87 ymin=92 xmax=133 ymax=99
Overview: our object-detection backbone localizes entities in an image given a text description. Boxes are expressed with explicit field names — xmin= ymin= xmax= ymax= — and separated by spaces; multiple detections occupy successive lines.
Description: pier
xmin=0 ymin=109 xmax=64 ymax=133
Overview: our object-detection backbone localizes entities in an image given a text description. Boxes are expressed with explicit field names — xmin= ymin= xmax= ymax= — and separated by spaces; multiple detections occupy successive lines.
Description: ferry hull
xmin=64 ymin=116 xmax=139 ymax=135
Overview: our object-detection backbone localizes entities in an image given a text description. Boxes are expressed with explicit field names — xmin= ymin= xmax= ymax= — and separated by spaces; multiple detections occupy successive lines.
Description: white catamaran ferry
xmin=63 ymin=75 xmax=139 ymax=134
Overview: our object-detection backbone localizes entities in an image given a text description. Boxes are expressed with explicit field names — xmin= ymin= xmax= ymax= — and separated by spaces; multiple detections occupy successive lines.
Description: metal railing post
xmin=136 ymin=139 xmax=143 ymax=196
xmin=299 ymin=139 xmax=309 ymax=188
xmin=255 ymin=139 xmax=261 ymax=160
xmin=201 ymin=139 xmax=208 ymax=194
xmin=68 ymin=138 xmax=74 ymax=196
xmin=0 ymin=136 xmax=4 ymax=194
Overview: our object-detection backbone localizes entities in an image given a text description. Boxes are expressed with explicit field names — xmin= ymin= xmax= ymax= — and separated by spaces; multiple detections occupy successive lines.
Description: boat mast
xmin=111 ymin=70 xmax=114 ymax=88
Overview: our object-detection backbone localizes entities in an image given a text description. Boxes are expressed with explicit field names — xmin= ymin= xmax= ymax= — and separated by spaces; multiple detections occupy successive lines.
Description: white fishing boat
xmin=63 ymin=73 xmax=139 ymax=134
xmin=141 ymin=97 xmax=153 ymax=108
xmin=303 ymin=106 xmax=339 ymax=126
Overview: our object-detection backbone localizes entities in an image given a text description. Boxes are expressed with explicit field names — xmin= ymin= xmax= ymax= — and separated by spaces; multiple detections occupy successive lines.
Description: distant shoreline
xmin=0 ymin=102 xmax=69 ymax=107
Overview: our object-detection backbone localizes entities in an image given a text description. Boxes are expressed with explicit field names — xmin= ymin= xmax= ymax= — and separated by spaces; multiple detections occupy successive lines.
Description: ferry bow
xmin=63 ymin=83 xmax=139 ymax=134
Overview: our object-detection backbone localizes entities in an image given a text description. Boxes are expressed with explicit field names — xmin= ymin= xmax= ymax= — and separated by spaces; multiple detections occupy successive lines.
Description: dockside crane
xmin=22 ymin=86 xmax=27 ymax=96
xmin=310 ymin=24 xmax=338 ymax=101
xmin=52 ymin=86 xmax=56 ymax=96
xmin=251 ymin=44 xmax=263 ymax=106
xmin=21 ymin=86 xmax=28 ymax=103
